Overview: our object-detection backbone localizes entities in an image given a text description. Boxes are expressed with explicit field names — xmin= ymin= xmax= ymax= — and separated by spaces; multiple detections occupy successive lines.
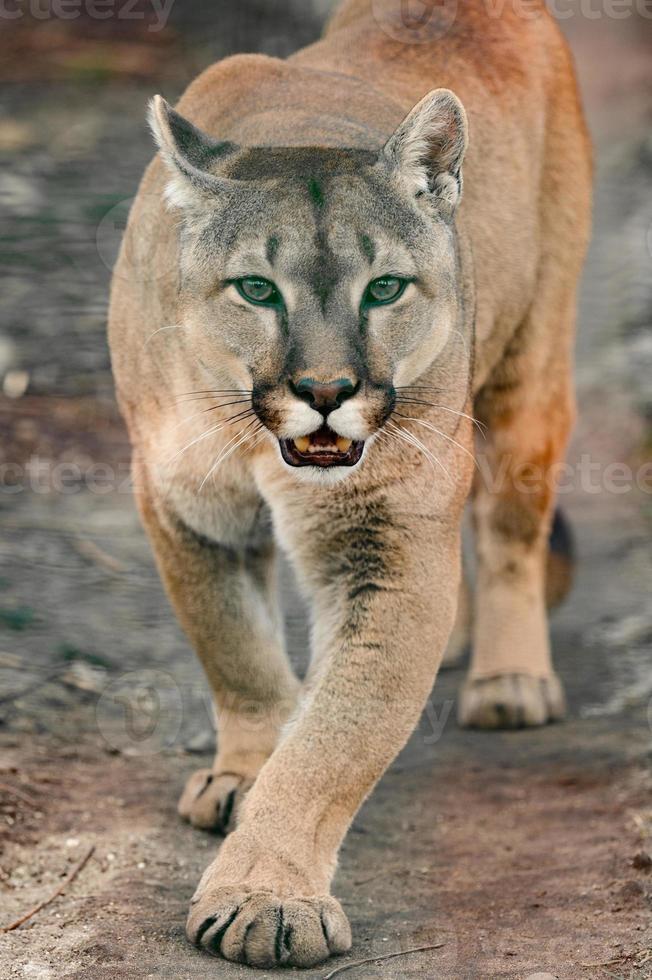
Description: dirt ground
xmin=1 ymin=2 xmax=651 ymax=978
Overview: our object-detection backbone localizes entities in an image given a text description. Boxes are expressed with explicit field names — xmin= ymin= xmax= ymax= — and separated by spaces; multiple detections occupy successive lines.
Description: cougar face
xmin=149 ymin=90 xmax=468 ymax=478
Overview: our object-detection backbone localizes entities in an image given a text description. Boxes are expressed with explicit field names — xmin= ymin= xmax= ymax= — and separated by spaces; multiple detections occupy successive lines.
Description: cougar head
xmin=148 ymin=88 xmax=468 ymax=479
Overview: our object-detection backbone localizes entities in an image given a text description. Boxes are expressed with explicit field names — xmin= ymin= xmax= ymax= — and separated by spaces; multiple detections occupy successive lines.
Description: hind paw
xmin=178 ymin=768 xmax=253 ymax=833
xmin=458 ymin=673 xmax=566 ymax=729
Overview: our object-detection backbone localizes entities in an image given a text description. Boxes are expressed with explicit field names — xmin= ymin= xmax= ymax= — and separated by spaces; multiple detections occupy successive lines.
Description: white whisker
xmin=376 ymin=428 xmax=438 ymax=479
xmin=165 ymin=421 xmax=235 ymax=466
xmin=143 ymin=324 xmax=186 ymax=349
xmin=386 ymin=420 xmax=452 ymax=483
xmin=164 ymin=411 xmax=253 ymax=466
xmin=450 ymin=326 xmax=471 ymax=359
xmin=388 ymin=423 xmax=454 ymax=483
xmin=242 ymin=430 xmax=269 ymax=456
xmin=165 ymin=408 xmax=216 ymax=434
xmin=199 ymin=422 xmax=259 ymax=491
xmin=394 ymin=416 xmax=477 ymax=467
xmin=165 ymin=405 xmax=252 ymax=436
xmin=398 ymin=402 xmax=486 ymax=435
xmin=383 ymin=424 xmax=440 ymax=479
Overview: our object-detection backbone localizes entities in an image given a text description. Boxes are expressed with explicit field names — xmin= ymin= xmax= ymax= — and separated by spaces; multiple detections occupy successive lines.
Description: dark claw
xmin=194 ymin=915 xmax=216 ymax=947
xmin=195 ymin=774 xmax=213 ymax=799
xmin=274 ymin=907 xmax=293 ymax=964
xmin=320 ymin=910 xmax=330 ymax=949
xmin=217 ymin=787 xmax=237 ymax=834
xmin=207 ymin=908 xmax=239 ymax=955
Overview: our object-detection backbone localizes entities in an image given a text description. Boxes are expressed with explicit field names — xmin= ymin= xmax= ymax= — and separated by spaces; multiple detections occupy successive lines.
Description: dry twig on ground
xmin=322 ymin=942 xmax=446 ymax=979
xmin=0 ymin=844 xmax=95 ymax=933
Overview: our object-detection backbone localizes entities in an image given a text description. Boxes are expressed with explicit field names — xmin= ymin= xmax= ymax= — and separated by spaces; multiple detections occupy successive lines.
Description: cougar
xmin=109 ymin=0 xmax=591 ymax=967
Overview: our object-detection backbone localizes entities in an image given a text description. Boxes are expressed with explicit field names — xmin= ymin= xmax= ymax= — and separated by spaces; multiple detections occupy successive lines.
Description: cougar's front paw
xmin=458 ymin=673 xmax=566 ymax=729
xmin=178 ymin=769 xmax=253 ymax=833
xmin=186 ymin=831 xmax=351 ymax=967
xmin=188 ymin=888 xmax=351 ymax=968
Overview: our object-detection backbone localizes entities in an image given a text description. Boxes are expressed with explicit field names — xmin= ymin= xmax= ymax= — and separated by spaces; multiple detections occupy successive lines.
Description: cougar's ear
xmin=382 ymin=88 xmax=468 ymax=211
xmin=148 ymin=95 xmax=239 ymax=209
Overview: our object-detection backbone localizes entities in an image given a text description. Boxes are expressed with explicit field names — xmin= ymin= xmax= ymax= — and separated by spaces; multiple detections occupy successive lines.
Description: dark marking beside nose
xmin=291 ymin=377 xmax=359 ymax=413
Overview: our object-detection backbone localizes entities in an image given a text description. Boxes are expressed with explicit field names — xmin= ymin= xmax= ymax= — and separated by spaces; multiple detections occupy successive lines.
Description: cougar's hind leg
xmin=459 ymin=299 xmax=578 ymax=730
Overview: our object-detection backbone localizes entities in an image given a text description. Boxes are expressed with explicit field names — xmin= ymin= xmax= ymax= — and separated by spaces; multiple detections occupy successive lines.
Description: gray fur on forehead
xmin=221 ymin=146 xmax=379 ymax=182
xmin=232 ymin=153 xmax=434 ymax=246
xmin=189 ymin=143 xmax=438 ymax=263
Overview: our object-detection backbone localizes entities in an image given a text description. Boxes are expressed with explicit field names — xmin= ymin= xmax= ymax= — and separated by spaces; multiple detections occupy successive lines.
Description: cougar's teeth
xmin=294 ymin=436 xmax=310 ymax=453
xmin=336 ymin=437 xmax=353 ymax=452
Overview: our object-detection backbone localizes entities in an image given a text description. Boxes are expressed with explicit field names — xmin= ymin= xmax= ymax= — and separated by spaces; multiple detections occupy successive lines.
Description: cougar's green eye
xmin=235 ymin=277 xmax=281 ymax=306
xmin=364 ymin=276 xmax=409 ymax=306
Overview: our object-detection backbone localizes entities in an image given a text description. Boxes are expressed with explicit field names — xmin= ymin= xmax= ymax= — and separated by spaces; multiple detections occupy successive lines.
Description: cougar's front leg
xmin=186 ymin=462 xmax=470 ymax=968
xmin=136 ymin=465 xmax=300 ymax=833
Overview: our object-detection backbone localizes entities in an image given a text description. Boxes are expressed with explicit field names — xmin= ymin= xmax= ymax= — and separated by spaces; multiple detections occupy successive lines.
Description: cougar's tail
xmin=546 ymin=508 xmax=575 ymax=609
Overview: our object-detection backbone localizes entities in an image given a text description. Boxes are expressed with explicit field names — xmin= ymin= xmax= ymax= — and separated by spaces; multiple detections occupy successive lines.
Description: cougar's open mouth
xmin=280 ymin=425 xmax=365 ymax=468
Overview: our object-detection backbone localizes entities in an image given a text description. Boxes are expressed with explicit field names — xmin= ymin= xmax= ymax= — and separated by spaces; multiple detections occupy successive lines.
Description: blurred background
xmin=0 ymin=2 xmax=651 ymax=977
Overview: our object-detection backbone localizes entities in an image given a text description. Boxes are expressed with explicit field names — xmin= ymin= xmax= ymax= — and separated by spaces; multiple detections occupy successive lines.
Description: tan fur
xmin=109 ymin=0 xmax=591 ymax=966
